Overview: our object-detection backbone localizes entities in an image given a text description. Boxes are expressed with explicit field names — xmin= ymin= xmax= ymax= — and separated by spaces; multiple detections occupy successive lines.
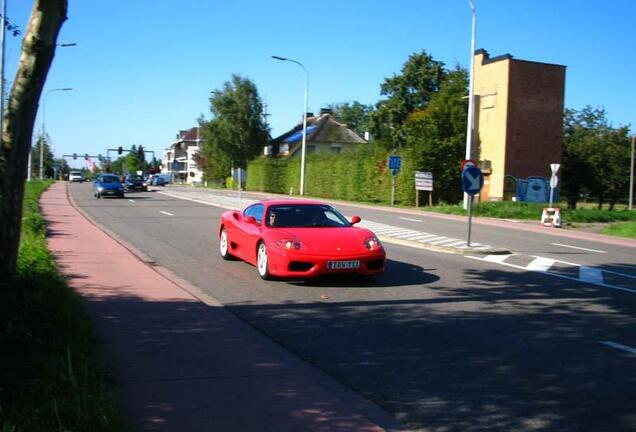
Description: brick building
xmin=473 ymin=49 xmax=566 ymax=201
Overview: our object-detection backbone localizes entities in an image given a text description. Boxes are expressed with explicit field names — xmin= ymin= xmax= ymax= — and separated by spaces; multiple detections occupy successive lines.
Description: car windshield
xmin=127 ymin=175 xmax=143 ymax=181
xmin=266 ymin=204 xmax=351 ymax=228
xmin=100 ymin=176 xmax=119 ymax=184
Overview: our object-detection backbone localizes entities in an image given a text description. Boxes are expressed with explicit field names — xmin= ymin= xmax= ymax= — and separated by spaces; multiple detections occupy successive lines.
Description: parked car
xmin=93 ymin=174 xmax=125 ymax=198
xmin=218 ymin=200 xmax=386 ymax=280
xmin=69 ymin=171 xmax=85 ymax=183
xmin=150 ymin=174 xmax=170 ymax=186
xmin=123 ymin=174 xmax=148 ymax=191
xmin=150 ymin=174 xmax=169 ymax=186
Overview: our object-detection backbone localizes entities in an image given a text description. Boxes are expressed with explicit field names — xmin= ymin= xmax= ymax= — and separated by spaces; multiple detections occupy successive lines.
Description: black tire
xmin=96 ymin=192 xmax=101 ymax=199
xmin=219 ymin=228 xmax=234 ymax=260
xmin=256 ymin=241 xmax=272 ymax=280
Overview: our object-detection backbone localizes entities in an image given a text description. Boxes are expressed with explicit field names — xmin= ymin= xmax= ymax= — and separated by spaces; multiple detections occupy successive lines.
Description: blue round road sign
xmin=461 ymin=165 xmax=484 ymax=195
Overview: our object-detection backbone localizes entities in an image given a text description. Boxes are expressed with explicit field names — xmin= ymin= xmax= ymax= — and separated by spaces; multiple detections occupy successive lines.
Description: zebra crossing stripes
xmin=468 ymin=254 xmax=636 ymax=294
xmin=358 ymin=220 xmax=492 ymax=250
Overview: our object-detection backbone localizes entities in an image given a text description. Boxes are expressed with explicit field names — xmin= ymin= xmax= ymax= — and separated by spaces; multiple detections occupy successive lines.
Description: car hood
xmin=275 ymin=227 xmax=376 ymax=255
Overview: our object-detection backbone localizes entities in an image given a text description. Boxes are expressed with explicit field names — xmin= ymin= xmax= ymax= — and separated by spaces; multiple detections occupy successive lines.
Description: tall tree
xmin=202 ymin=74 xmax=269 ymax=181
xmin=326 ymin=101 xmax=374 ymax=137
xmin=371 ymin=50 xmax=446 ymax=146
xmin=31 ymin=133 xmax=54 ymax=178
xmin=403 ymin=67 xmax=469 ymax=204
xmin=562 ymin=107 xmax=632 ymax=209
xmin=0 ymin=0 xmax=67 ymax=278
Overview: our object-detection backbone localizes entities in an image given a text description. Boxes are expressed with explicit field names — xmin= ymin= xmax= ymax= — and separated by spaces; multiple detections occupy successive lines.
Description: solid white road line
xmin=600 ymin=341 xmax=636 ymax=355
xmin=159 ymin=210 xmax=174 ymax=216
xmin=399 ymin=217 xmax=423 ymax=222
xmin=128 ymin=199 xmax=136 ymax=203
xmin=551 ymin=243 xmax=606 ymax=254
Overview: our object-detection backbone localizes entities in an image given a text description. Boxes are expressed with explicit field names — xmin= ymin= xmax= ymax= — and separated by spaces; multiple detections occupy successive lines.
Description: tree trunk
xmin=0 ymin=0 xmax=67 ymax=279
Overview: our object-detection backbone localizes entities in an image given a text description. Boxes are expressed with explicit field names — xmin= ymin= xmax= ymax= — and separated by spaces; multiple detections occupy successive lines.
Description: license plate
xmin=327 ymin=260 xmax=360 ymax=270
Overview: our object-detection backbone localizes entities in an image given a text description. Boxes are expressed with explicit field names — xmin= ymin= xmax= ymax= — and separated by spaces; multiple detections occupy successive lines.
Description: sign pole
xmin=429 ymin=191 xmax=433 ymax=207
xmin=415 ymin=190 xmax=419 ymax=207
xmin=391 ymin=175 xmax=395 ymax=206
xmin=467 ymin=194 xmax=474 ymax=247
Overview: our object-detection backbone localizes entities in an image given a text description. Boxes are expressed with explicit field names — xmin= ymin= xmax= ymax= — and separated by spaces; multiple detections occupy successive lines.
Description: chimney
xmin=320 ymin=108 xmax=333 ymax=116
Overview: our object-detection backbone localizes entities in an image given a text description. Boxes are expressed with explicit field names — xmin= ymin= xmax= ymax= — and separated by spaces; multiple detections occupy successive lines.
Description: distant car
xmin=218 ymin=199 xmax=386 ymax=280
xmin=123 ymin=174 xmax=148 ymax=191
xmin=69 ymin=171 xmax=84 ymax=183
xmin=150 ymin=174 xmax=169 ymax=186
xmin=93 ymin=174 xmax=125 ymax=198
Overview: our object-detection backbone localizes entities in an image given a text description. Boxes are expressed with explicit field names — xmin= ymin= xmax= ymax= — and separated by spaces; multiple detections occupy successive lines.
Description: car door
xmin=239 ymin=203 xmax=264 ymax=264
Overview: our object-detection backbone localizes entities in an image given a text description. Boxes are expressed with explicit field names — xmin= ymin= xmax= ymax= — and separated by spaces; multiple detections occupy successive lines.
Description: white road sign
xmin=415 ymin=171 xmax=433 ymax=191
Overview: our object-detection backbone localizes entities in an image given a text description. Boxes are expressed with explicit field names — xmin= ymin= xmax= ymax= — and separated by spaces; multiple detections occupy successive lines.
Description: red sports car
xmin=218 ymin=199 xmax=386 ymax=280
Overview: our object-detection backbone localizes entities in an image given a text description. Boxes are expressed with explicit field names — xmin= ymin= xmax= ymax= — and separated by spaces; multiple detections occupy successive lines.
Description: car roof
xmin=261 ymin=199 xmax=329 ymax=207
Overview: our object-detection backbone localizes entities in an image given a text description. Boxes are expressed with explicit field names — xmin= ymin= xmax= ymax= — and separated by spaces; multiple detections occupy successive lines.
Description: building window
xmin=307 ymin=145 xmax=316 ymax=153
xmin=331 ymin=146 xmax=341 ymax=154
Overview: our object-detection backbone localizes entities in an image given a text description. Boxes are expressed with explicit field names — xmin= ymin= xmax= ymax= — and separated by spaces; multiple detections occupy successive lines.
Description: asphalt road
xmin=70 ymin=183 xmax=636 ymax=432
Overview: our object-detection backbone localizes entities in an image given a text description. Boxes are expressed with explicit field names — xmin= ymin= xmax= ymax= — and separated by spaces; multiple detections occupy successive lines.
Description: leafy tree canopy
xmin=326 ymin=101 xmax=374 ymax=137
xmin=371 ymin=50 xmax=447 ymax=146
xmin=202 ymin=74 xmax=269 ymax=182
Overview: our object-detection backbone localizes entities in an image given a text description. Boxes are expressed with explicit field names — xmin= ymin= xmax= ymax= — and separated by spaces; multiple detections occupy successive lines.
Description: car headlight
xmin=97 ymin=186 xmax=104 ymax=191
xmin=276 ymin=239 xmax=302 ymax=251
xmin=363 ymin=236 xmax=382 ymax=251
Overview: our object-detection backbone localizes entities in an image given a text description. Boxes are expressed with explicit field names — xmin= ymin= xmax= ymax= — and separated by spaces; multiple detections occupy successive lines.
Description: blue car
xmin=93 ymin=174 xmax=125 ymax=199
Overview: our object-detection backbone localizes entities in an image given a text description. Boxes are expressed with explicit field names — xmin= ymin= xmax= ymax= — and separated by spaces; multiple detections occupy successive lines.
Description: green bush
xmin=1 ymin=180 xmax=126 ymax=431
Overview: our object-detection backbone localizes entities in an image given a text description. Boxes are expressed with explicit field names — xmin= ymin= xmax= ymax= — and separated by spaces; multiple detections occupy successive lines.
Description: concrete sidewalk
xmin=41 ymin=181 xmax=403 ymax=432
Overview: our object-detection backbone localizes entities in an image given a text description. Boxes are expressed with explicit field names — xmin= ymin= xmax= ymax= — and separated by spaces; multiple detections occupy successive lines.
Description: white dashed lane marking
xmin=159 ymin=211 xmax=174 ymax=216
xmin=552 ymin=243 xmax=607 ymax=254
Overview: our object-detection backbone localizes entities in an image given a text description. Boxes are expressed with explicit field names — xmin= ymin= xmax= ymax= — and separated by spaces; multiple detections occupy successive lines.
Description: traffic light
xmin=118 ymin=146 xmax=123 ymax=155
xmin=84 ymin=153 xmax=89 ymax=161
xmin=73 ymin=153 xmax=77 ymax=160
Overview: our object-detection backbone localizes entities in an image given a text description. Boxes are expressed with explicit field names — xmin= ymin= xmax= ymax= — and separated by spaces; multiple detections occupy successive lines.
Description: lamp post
xmin=630 ymin=135 xmax=635 ymax=210
xmin=40 ymin=87 xmax=72 ymax=179
xmin=271 ymin=55 xmax=308 ymax=195
xmin=463 ymin=0 xmax=477 ymax=209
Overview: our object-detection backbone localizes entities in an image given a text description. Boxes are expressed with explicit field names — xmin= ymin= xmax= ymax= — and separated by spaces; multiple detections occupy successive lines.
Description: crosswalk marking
xmin=468 ymin=254 xmax=636 ymax=294
xmin=527 ymin=257 xmax=555 ymax=272
xmin=358 ymin=220 xmax=495 ymax=251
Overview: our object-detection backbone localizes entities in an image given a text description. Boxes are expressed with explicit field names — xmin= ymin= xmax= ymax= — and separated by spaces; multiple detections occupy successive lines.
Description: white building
xmin=161 ymin=127 xmax=203 ymax=184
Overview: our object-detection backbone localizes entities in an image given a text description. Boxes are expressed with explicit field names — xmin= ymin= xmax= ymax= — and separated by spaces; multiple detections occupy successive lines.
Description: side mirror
xmin=245 ymin=216 xmax=257 ymax=224
xmin=351 ymin=215 xmax=361 ymax=225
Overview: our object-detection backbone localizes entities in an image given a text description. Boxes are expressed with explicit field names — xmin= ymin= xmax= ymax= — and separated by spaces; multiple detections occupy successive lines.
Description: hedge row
xmin=246 ymin=144 xmax=424 ymax=205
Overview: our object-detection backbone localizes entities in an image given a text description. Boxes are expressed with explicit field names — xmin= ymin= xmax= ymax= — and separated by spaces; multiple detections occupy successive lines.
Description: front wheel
xmin=257 ymin=242 xmax=272 ymax=280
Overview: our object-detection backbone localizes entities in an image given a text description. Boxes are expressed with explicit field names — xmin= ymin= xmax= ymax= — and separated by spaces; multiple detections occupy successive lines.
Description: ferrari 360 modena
xmin=218 ymin=199 xmax=385 ymax=280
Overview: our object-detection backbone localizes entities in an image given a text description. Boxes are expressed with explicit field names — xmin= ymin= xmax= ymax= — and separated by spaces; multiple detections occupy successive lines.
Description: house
xmin=267 ymin=108 xmax=367 ymax=158
xmin=161 ymin=127 xmax=203 ymax=184
xmin=472 ymin=49 xmax=566 ymax=201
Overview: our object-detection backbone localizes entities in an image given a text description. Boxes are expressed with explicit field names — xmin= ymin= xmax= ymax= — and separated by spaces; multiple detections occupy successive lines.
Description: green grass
xmin=0 ymin=181 xmax=127 ymax=431
xmin=601 ymin=221 xmax=636 ymax=238
xmin=423 ymin=201 xmax=636 ymax=224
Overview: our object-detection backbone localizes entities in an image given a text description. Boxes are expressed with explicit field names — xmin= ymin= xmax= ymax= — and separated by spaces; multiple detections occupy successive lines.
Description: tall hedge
xmin=246 ymin=143 xmax=423 ymax=205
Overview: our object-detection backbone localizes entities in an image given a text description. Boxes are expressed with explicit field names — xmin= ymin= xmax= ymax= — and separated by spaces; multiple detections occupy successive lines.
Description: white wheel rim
xmin=257 ymin=244 xmax=267 ymax=275
xmin=220 ymin=230 xmax=228 ymax=255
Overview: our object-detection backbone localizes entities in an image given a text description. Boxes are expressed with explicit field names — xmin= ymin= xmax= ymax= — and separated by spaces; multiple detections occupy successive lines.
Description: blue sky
xmin=4 ymin=1 xmax=635 ymax=168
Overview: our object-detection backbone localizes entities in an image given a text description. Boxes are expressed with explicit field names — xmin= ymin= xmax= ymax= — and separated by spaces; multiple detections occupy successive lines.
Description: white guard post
xmin=541 ymin=207 xmax=561 ymax=228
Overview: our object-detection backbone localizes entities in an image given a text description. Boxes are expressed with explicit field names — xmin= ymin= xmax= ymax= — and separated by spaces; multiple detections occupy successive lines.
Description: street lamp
xmin=271 ymin=55 xmax=309 ymax=195
xmin=463 ymin=0 xmax=477 ymax=209
xmin=40 ymin=87 xmax=73 ymax=179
